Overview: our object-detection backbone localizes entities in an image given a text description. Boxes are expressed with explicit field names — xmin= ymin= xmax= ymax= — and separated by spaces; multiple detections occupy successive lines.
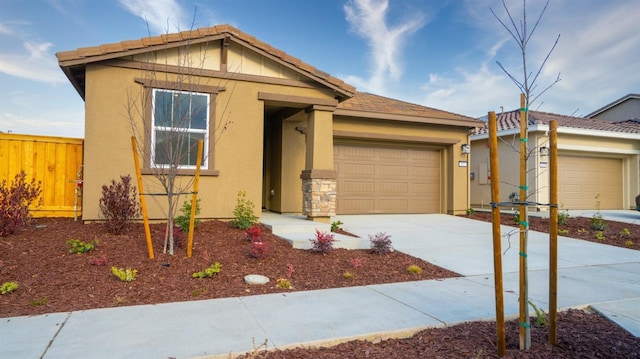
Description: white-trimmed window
xmin=151 ymin=89 xmax=209 ymax=169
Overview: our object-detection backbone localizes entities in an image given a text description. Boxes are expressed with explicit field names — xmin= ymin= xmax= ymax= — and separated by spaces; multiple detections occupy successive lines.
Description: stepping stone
xmin=244 ymin=274 xmax=270 ymax=285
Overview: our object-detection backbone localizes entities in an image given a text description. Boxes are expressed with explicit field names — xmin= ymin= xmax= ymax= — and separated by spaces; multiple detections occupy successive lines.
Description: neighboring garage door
xmin=558 ymin=155 xmax=623 ymax=209
xmin=334 ymin=143 xmax=441 ymax=214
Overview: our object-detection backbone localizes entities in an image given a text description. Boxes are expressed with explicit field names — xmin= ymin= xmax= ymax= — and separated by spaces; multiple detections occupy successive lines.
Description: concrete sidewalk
xmin=1 ymin=214 xmax=638 ymax=359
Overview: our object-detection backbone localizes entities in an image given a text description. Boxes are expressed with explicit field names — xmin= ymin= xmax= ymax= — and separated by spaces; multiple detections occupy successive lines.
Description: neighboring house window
xmin=151 ymin=89 xmax=209 ymax=169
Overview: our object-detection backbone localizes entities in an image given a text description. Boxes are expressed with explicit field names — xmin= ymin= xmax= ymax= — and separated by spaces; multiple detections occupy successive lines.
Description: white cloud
xmin=417 ymin=0 xmax=640 ymax=117
xmin=0 ymin=41 xmax=66 ymax=84
xmin=343 ymin=0 xmax=426 ymax=94
xmin=0 ymin=111 xmax=84 ymax=138
xmin=421 ymin=63 xmax=514 ymax=117
xmin=118 ymin=0 xmax=187 ymax=34
xmin=0 ymin=22 xmax=12 ymax=35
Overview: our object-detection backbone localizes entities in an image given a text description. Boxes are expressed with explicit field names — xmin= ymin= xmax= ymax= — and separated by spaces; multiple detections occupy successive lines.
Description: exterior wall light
xmin=461 ymin=143 xmax=471 ymax=155
xmin=539 ymin=146 xmax=549 ymax=157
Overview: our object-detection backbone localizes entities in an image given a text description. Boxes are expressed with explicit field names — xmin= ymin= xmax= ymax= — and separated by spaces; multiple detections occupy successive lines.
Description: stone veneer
xmin=301 ymin=178 xmax=336 ymax=219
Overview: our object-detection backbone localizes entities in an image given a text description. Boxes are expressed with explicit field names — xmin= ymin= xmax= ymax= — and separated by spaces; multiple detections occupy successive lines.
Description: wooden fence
xmin=0 ymin=133 xmax=83 ymax=218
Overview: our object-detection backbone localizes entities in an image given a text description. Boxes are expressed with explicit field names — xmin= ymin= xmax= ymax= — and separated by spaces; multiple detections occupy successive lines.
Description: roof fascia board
xmin=258 ymin=92 xmax=338 ymax=107
xmin=57 ymin=34 xmax=226 ymax=67
xmin=559 ymin=144 xmax=640 ymax=155
xmin=471 ymin=124 xmax=640 ymax=141
xmin=335 ymin=108 xmax=482 ymax=128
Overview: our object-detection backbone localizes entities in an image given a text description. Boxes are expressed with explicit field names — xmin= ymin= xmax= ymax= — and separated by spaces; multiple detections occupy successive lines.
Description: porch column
xmin=301 ymin=105 xmax=337 ymax=222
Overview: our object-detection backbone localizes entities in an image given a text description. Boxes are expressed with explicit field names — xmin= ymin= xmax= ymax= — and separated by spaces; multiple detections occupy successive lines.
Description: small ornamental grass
xmin=192 ymin=262 xmax=222 ymax=278
xmin=369 ymin=232 xmax=393 ymax=255
xmin=309 ymin=230 xmax=335 ymax=253
xmin=1 ymin=281 xmax=19 ymax=294
xmin=111 ymin=267 xmax=138 ymax=282
xmin=407 ymin=264 xmax=423 ymax=274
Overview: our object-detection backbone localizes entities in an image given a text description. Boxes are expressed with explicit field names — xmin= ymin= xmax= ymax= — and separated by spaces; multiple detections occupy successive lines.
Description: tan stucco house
xmin=587 ymin=93 xmax=640 ymax=122
xmin=470 ymin=110 xmax=640 ymax=210
xmin=56 ymin=25 xmax=481 ymax=222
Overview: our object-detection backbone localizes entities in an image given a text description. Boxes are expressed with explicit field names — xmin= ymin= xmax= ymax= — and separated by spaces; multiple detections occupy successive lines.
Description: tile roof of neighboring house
xmin=56 ymin=24 xmax=355 ymax=99
xmin=474 ymin=109 xmax=640 ymax=135
xmin=586 ymin=93 xmax=640 ymax=118
xmin=336 ymin=92 xmax=482 ymax=128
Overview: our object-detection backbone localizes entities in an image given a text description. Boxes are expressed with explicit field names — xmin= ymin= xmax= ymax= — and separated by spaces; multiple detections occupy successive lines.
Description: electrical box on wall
xmin=470 ymin=172 xmax=475 ymax=180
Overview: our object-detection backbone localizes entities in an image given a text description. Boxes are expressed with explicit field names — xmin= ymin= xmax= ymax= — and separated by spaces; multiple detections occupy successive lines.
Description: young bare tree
xmin=491 ymin=0 xmax=561 ymax=350
xmin=125 ymin=14 xmax=234 ymax=255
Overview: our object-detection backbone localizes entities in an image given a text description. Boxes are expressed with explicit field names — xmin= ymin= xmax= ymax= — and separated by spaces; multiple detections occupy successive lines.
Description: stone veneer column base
xmin=301 ymin=170 xmax=337 ymax=221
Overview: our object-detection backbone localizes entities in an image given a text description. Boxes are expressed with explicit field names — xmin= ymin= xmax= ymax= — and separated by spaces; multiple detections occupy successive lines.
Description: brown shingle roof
xmin=474 ymin=109 xmax=640 ymax=135
xmin=336 ymin=92 xmax=482 ymax=128
xmin=57 ymin=24 xmax=355 ymax=99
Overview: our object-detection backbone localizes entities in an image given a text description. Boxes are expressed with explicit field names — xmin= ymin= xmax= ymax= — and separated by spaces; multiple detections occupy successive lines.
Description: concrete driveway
xmin=333 ymin=213 xmax=640 ymax=336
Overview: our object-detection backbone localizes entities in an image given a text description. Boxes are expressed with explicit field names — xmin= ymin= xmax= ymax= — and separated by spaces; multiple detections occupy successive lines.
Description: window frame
xmin=151 ymin=89 xmax=210 ymax=170
xmin=135 ymin=78 xmax=223 ymax=176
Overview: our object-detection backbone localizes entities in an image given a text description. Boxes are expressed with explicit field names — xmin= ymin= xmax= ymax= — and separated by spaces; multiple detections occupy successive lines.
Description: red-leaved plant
xmin=247 ymin=225 xmax=269 ymax=258
xmin=369 ymin=232 xmax=393 ymax=255
xmin=99 ymin=175 xmax=140 ymax=235
xmin=89 ymin=255 xmax=108 ymax=266
xmin=0 ymin=171 xmax=42 ymax=237
xmin=310 ymin=230 xmax=335 ymax=253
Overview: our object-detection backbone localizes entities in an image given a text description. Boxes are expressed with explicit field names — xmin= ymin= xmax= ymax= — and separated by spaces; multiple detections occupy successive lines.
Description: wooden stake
xmin=186 ymin=140 xmax=203 ymax=258
xmin=131 ymin=137 xmax=154 ymax=260
xmin=518 ymin=93 xmax=531 ymax=349
xmin=488 ymin=111 xmax=506 ymax=357
xmin=548 ymin=120 xmax=559 ymax=344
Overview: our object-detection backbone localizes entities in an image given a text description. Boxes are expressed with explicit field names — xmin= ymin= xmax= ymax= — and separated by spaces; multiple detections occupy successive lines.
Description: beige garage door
xmin=334 ymin=143 xmax=441 ymax=214
xmin=558 ymin=155 xmax=622 ymax=209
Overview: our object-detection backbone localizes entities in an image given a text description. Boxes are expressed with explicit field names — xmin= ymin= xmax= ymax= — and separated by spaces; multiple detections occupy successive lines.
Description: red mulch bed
xmin=1 ymin=214 xmax=638 ymax=358
xmin=465 ymin=210 xmax=639 ymax=250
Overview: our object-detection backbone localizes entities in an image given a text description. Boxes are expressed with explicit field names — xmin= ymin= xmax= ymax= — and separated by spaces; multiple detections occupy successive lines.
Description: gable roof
xmin=336 ymin=92 xmax=482 ymax=128
xmin=56 ymin=24 xmax=355 ymax=100
xmin=586 ymin=93 xmax=640 ymax=118
xmin=473 ymin=109 xmax=640 ymax=136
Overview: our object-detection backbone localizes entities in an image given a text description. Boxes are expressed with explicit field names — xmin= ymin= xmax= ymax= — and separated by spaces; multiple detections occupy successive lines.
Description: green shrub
xmin=0 ymin=171 xmax=42 ymax=237
xmin=231 ymin=191 xmax=257 ymax=230
xmin=99 ymin=175 xmax=140 ymax=234
xmin=557 ymin=207 xmax=569 ymax=225
xmin=407 ymin=265 xmax=422 ymax=274
xmin=175 ymin=199 xmax=201 ymax=233
xmin=67 ymin=239 xmax=97 ymax=254
xmin=330 ymin=220 xmax=343 ymax=232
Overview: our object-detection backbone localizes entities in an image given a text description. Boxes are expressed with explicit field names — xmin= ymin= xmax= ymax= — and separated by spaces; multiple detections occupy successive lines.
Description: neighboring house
xmin=586 ymin=93 xmax=640 ymax=122
xmin=470 ymin=110 xmax=640 ymax=210
xmin=56 ymin=25 xmax=481 ymax=222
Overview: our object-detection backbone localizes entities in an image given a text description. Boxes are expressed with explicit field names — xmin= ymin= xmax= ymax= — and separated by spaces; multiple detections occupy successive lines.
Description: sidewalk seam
xmin=40 ymin=312 xmax=71 ymax=359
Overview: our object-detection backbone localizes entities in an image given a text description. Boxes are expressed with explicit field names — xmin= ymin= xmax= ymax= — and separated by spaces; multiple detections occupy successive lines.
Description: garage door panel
xmin=379 ymin=164 xmax=409 ymax=177
xmin=335 ymin=143 xmax=441 ymax=214
xmin=341 ymin=180 xmax=375 ymax=193
xmin=341 ymin=162 xmax=376 ymax=176
xmin=558 ymin=156 xmax=622 ymax=210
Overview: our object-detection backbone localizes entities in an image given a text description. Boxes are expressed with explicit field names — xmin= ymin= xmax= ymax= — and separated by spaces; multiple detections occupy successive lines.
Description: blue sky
xmin=1 ymin=0 xmax=638 ymax=138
